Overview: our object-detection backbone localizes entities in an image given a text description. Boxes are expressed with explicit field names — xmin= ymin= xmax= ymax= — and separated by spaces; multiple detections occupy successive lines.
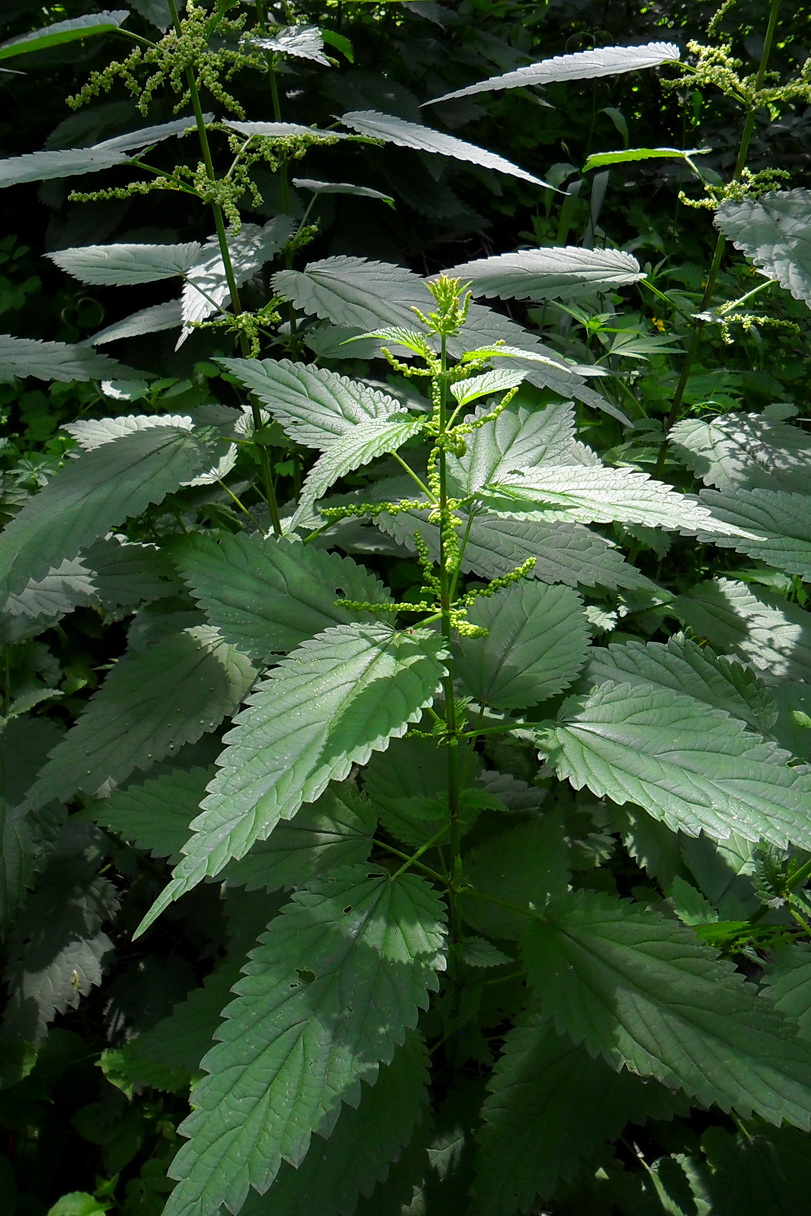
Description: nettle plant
xmin=4 ymin=2 xmax=811 ymax=1214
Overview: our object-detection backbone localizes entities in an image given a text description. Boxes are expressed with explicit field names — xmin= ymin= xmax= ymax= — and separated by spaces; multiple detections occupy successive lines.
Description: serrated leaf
xmin=0 ymin=558 xmax=97 ymax=641
xmin=0 ymin=11 xmax=128 ymax=60
xmin=520 ymin=888 xmax=811 ymax=1127
xmin=273 ymin=256 xmax=428 ymax=331
xmin=292 ymin=177 xmax=393 ymax=204
xmin=0 ymin=426 xmax=215 ymax=597
xmin=465 ymin=815 xmax=570 ymax=940
xmin=584 ymin=145 xmax=706 ymax=171
xmin=480 ymin=464 xmax=756 ymax=535
xmin=137 ymin=625 xmax=447 ymax=931
xmin=427 ymin=41 xmax=680 ymax=104
xmin=178 ymin=532 xmax=393 ymax=664
xmin=82 ymin=535 xmax=175 ymax=609
xmin=0 ymin=334 xmax=140 ymax=384
xmin=443 ymin=247 xmax=643 ymax=302
xmin=246 ymin=24 xmax=330 ymax=65
xmin=49 ymin=240 xmax=202 ymax=285
xmin=222 ymin=119 xmax=349 ymax=142
xmin=27 ymin=626 xmax=255 ymax=807
xmin=462 ymin=937 xmax=512 ymax=967
xmin=90 ymin=299 xmax=183 ymax=345
xmin=92 ymin=765 xmax=214 ymax=863
xmin=700 ymin=1123 xmax=811 ymax=1216
xmin=674 ymin=577 xmax=811 ymax=682
xmin=764 ymin=943 xmax=811 ymax=1039
xmin=297 ymin=414 xmax=423 ymax=514
xmin=377 ymin=501 xmax=654 ymax=591
xmin=453 ymin=581 xmax=589 ymax=709
xmin=670 ymin=410 xmax=811 ymax=492
xmin=238 ymin=1033 xmax=429 ymax=1216
xmin=162 ymin=867 xmax=446 ymax=1216
xmin=218 ymin=354 xmax=407 ymax=448
xmin=540 ymin=680 xmax=811 ymax=849
xmin=0 ymin=719 xmax=63 ymax=925
xmin=0 ymin=116 xmax=208 ymax=187
xmin=363 ymin=734 xmax=483 ymax=848
xmin=128 ymin=0 xmax=172 ymax=29
xmin=473 ymin=1015 xmax=683 ymax=1216
xmin=715 ymin=188 xmax=811 ymax=308
xmin=697 ymin=486 xmax=811 ymax=579
xmin=180 ymin=218 xmax=294 ymax=340
xmin=2 ymin=827 xmax=119 ymax=1044
xmin=582 ymin=635 xmax=776 ymax=735
xmin=449 ymin=368 xmax=527 ymax=408
xmin=339 ymin=110 xmax=550 ymax=187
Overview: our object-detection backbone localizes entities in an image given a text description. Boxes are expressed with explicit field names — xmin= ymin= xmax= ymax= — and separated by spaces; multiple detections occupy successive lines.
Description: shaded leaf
xmin=716 ymin=188 xmax=811 ymax=308
xmin=292 ymin=177 xmax=393 ymax=204
xmin=521 ymin=888 xmax=811 ymax=1126
xmin=137 ymin=624 xmax=447 ymax=932
xmin=0 ymin=11 xmax=128 ymax=61
xmin=443 ymin=247 xmax=643 ymax=301
xmin=91 ymin=765 xmax=214 ymax=863
xmin=670 ymin=409 xmax=811 ymax=492
xmin=90 ymin=300 xmax=183 ymax=345
xmin=0 ymin=719 xmax=63 ymax=925
xmin=464 ymin=815 xmax=570 ymax=940
xmin=163 ymin=867 xmax=446 ymax=1216
xmin=697 ymin=486 xmax=811 ymax=579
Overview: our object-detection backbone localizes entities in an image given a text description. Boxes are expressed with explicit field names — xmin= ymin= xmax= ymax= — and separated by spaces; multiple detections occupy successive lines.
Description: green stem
xmin=373 ymin=838 xmax=448 ymax=886
xmin=390 ymin=451 xmax=435 ymax=501
xmin=166 ymin=0 xmax=282 ymax=535
xmin=268 ymin=58 xmax=300 ymax=355
xmin=654 ymin=0 xmax=782 ymax=473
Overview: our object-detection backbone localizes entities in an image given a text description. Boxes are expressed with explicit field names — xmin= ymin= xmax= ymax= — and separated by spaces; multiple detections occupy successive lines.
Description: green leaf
xmin=297 ymin=414 xmax=423 ymax=514
xmin=46 ymin=1193 xmax=111 ymax=1216
xmin=453 ymin=581 xmax=590 ymax=708
xmin=582 ymin=635 xmax=777 ymax=735
xmin=0 ymin=334 xmax=140 ymax=384
xmin=238 ymin=1033 xmax=429 ymax=1216
xmin=584 ymin=146 xmax=706 ymax=171
xmin=180 ymin=218 xmax=294 ymax=337
xmin=443 ymin=247 xmax=643 ymax=301
xmin=27 ymin=627 xmax=255 ymax=807
xmin=764 ymin=944 xmax=811 ymax=1039
xmin=163 ymin=867 xmax=446 ymax=1216
xmin=0 ymin=116 xmax=208 ymax=188
xmin=292 ymin=177 xmax=393 ymax=205
xmin=464 ymin=815 xmax=570 ymax=940
xmin=0 ymin=11 xmax=128 ymax=61
xmin=0 ymin=718 xmax=63 ymax=925
xmin=91 ymin=765 xmax=214 ymax=863
xmin=339 ymin=110 xmax=551 ymax=188
xmin=480 ymin=465 xmax=755 ymax=535
xmin=670 ymin=410 xmax=811 ymax=492
xmin=539 ymin=680 xmax=811 ymax=850
xmin=137 ymin=625 xmax=447 ymax=933
xmin=246 ymin=24 xmax=330 ymax=65
xmin=427 ymin=41 xmax=680 ymax=104
xmin=700 ymin=1124 xmax=811 ymax=1216
xmin=0 ymin=558 xmax=97 ymax=642
xmin=449 ymin=368 xmax=527 ymax=408
xmin=697 ymin=487 xmax=811 ymax=579
xmin=49 ymin=240 xmax=203 ymax=285
xmin=520 ymin=888 xmax=811 ymax=1127
xmin=90 ymin=299 xmax=183 ymax=345
xmin=473 ymin=1015 xmax=683 ymax=1216
xmin=715 ymin=188 xmax=811 ymax=308
xmin=178 ymin=532 xmax=393 ymax=664
xmin=673 ymin=577 xmax=811 ymax=683
xmin=273 ymin=256 xmax=428 ymax=332
xmin=2 ymin=826 xmax=119 ymax=1045
xmin=218 ymin=354 xmax=408 ymax=448
xmin=0 ymin=426 xmax=216 ymax=597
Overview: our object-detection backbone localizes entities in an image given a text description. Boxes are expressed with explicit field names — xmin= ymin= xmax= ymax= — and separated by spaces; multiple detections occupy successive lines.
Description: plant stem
xmin=654 ymin=0 xmax=782 ymax=474
xmin=166 ymin=0 xmax=282 ymax=534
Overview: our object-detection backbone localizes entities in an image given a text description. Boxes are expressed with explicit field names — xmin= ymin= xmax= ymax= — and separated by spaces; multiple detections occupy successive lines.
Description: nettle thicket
xmin=2 ymin=2 xmax=811 ymax=1213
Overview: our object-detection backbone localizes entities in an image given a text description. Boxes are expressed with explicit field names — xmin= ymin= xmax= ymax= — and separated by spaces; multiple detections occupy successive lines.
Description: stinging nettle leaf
xmin=697 ymin=486 xmax=811 ymax=580
xmin=136 ymin=624 xmax=447 ymax=933
xmin=0 ymin=719 xmax=64 ymax=926
xmin=443 ymin=246 xmax=644 ymax=302
xmin=583 ymin=145 xmax=708 ymax=171
xmin=26 ymin=626 xmax=255 ymax=808
xmin=49 ymin=240 xmax=203 ymax=286
xmin=162 ymin=867 xmax=446 ymax=1216
xmin=521 ymin=888 xmax=811 ymax=1127
xmin=339 ymin=110 xmax=552 ymax=188
xmin=0 ymin=334 xmax=141 ymax=384
xmin=0 ymin=11 xmax=129 ymax=61
xmin=0 ymin=426 xmax=216 ymax=598
xmin=179 ymin=531 xmax=393 ymax=664
xmin=90 ymin=299 xmax=184 ymax=345
xmin=292 ymin=177 xmax=394 ymax=205
xmin=426 ymin=41 xmax=680 ymax=105
xmin=245 ymin=24 xmax=330 ymax=65
xmin=670 ymin=409 xmax=811 ymax=493
xmin=539 ymin=679 xmax=811 ymax=850
xmin=296 ymin=414 xmax=423 ymax=515
xmin=715 ymin=188 xmax=811 ymax=309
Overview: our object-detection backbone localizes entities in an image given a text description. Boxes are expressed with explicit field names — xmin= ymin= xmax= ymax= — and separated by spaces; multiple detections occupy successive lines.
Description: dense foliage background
xmin=1 ymin=1 xmax=811 ymax=1214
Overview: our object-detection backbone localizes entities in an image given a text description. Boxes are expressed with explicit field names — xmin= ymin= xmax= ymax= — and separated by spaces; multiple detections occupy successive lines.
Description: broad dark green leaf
xmin=464 ymin=815 xmax=570 ymax=940
xmin=163 ymin=867 xmax=446 ymax=1216
xmin=698 ymin=486 xmax=811 ymax=579
xmin=239 ymin=1034 xmax=430 ymax=1216
xmin=540 ymin=680 xmax=811 ymax=849
xmin=179 ymin=532 xmax=392 ymax=664
xmin=473 ymin=1016 xmax=684 ymax=1216
xmin=700 ymin=1124 xmax=811 ymax=1216
xmin=27 ymin=627 xmax=255 ymax=807
xmin=0 ymin=426 xmax=216 ymax=597
xmin=453 ymin=581 xmax=590 ymax=709
xmin=137 ymin=624 xmax=447 ymax=933
xmin=443 ymin=247 xmax=643 ymax=301
xmin=670 ymin=409 xmax=811 ymax=492
xmin=521 ymin=888 xmax=811 ymax=1126
xmin=674 ymin=577 xmax=811 ymax=682
xmin=427 ymin=41 xmax=680 ymax=104
xmin=715 ymin=188 xmax=811 ymax=308
xmin=764 ymin=943 xmax=811 ymax=1040
xmin=0 ymin=11 xmax=128 ymax=61
xmin=91 ymin=765 xmax=214 ymax=863
xmin=0 ymin=718 xmax=63 ymax=925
